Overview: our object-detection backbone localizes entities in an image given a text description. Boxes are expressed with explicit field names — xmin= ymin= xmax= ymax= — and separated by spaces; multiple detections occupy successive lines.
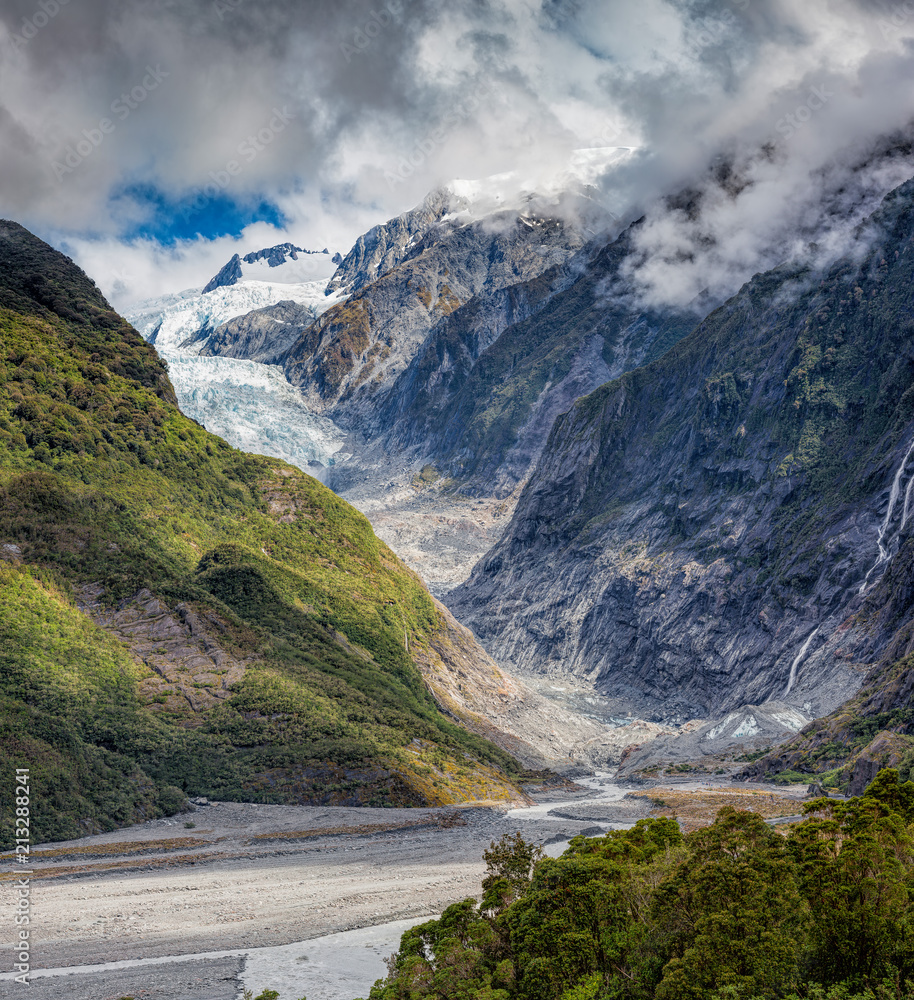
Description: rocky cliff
xmin=195 ymin=299 xmax=319 ymax=363
xmin=276 ymin=210 xmax=588 ymax=426
xmin=326 ymin=188 xmax=459 ymax=296
xmin=450 ymin=177 xmax=914 ymax=730
xmin=371 ymin=224 xmax=694 ymax=497
xmin=739 ymin=533 xmax=914 ymax=788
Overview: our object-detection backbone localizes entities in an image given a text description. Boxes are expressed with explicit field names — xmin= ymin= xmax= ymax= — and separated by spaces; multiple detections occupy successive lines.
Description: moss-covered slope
xmin=0 ymin=221 xmax=522 ymax=847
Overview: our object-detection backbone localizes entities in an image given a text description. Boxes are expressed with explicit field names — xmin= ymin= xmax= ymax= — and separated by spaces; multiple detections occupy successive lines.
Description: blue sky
xmin=109 ymin=183 xmax=289 ymax=245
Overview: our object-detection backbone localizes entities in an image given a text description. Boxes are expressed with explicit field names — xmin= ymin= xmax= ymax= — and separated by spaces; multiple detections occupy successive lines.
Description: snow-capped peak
xmin=203 ymin=242 xmax=340 ymax=293
xmin=126 ymin=279 xmax=343 ymax=356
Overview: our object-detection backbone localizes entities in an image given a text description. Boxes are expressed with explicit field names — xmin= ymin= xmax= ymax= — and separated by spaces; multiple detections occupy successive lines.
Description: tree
xmin=482 ymin=832 xmax=544 ymax=912
xmin=651 ymin=810 xmax=810 ymax=1000
xmin=789 ymin=789 xmax=914 ymax=989
xmin=863 ymin=768 xmax=914 ymax=823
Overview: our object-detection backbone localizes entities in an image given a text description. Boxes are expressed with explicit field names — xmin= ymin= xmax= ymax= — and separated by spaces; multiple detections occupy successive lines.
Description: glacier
xmin=167 ymin=355 xmax=348 ymax=475
xmin=126 ymin=279 xmax=348 ymax=475
xmin=128 ymin=278 xmax=340 ymax=352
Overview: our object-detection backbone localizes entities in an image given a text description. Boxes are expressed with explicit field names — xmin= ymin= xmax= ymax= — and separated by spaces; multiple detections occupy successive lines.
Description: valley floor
xmin=0 ymin=776 xmax=814 ymax=999
xmin=331 ymin=460 xmax=523 ymax=598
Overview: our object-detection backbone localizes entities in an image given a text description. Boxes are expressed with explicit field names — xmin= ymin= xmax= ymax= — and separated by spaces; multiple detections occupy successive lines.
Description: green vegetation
xmin=412 ymin=463 xmax=441 ymax=487
xmin=243 ymin=990 xmax=302 ymax=1000
xmin=771 ymin=770 xmax=814 ymax=785
xmin=366 ymin=769 xmax=914 ymax=1000
xmin=0 ymin=222 xmax=521 ymax=847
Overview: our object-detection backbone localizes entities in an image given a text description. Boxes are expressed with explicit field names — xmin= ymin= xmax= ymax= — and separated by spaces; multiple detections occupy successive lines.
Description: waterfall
xmin=859 ymin=436 xmax=914 ymax=594
xmin=783 ymin=626 xmax=820 ymax=697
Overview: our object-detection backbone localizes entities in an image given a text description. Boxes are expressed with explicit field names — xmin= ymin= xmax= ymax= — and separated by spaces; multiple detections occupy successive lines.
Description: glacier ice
xmin=167 ymin=356 xmax=348 ymax=475
xmin=128 ymin=278 xmax=340 ymax=353
xmin=126 ymin=279 xmax=348 ymax=474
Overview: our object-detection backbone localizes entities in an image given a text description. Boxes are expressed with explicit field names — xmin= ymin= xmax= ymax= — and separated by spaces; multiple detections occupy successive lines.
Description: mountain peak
xmin=202 ymin=242 xmax=335 ymax=293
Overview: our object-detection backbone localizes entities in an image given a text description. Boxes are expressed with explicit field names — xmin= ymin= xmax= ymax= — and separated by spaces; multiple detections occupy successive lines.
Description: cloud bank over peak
xmin=0 ymin=0 xmax=912 ymax=307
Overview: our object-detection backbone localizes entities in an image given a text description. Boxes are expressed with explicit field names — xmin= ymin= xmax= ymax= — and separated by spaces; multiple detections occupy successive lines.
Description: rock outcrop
xmin=326 ymin=188 xmax=458 ymax=296
xmin=195 ymin=299 xmax=319 ymax=363
xmin=76 ymin=586 xmax=250 ymax=713
xmin=276 ymin=211 xmax=589 ymax=426
xmin=203 ymin=244 xmax=333 ymax=292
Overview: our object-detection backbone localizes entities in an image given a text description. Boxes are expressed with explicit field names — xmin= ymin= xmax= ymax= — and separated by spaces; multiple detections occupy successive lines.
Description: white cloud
xmin=55 ymin=220 xmax=340 ymax=312
xmin=0 ymin=0 xmax=912 ymax=309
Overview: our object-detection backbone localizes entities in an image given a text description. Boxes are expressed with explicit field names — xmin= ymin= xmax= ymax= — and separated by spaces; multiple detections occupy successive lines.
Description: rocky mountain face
xmin=310 ymin=221 xmax=693 ymax=592
xmin=195 ymin=299 xmax=320 ymax=363
xmin=449 ymin=178 xmax=914 ymax=739
xmin=369 ymin=224 xmax=695 ymax=497
xmin=190 ymin=197 xmax=696 ymax=591
xmin=203 ymin=254 xmax=245 ymax=292
xmin=326 ymin=188 xmax=459 ymax=297
xmin=741 ymin=529 xmax=914 ymax=790
xmin=275 ymin=211 xmax=589 ymax=425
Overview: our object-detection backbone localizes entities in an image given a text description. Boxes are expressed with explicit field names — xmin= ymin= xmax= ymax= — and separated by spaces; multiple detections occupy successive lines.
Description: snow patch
xmin=237 ymin=254 xmax=337 ymax=284
xmin=769 ymin=709 xmax=809 ymax=732
xmin=704 ymin=713 xmax=740 ymax=741
xmin=703 ymin=712 xmax=762 ymax=740
xmin=731 ymin=714 xmax=761 ymax=739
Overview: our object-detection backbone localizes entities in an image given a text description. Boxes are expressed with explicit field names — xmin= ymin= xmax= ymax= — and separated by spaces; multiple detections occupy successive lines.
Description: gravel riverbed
xmin=0 ymin=775 xmax=808 ymax=999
